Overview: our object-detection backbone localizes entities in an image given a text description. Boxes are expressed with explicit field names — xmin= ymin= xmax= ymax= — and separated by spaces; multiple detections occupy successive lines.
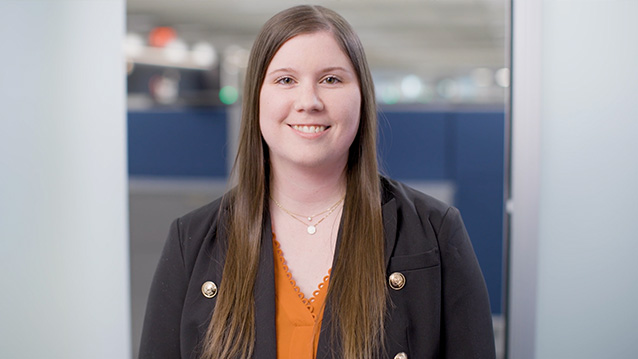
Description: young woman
xmin=139 ymin=5 xmax=495 ymax=359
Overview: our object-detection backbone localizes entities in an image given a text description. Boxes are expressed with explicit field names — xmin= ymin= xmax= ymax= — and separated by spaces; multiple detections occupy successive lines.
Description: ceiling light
xmin=192 ymin=41 xmax=217 ymax=67
xmin=495 ymin=68 xmax=510 ymax=87
xmin=401 ymin=75 xmax=423 ymax=99
xmin=163 ymin=39 xmax=187 ymax=63
xmin=124 ymin=33 xmax=144 ymax=58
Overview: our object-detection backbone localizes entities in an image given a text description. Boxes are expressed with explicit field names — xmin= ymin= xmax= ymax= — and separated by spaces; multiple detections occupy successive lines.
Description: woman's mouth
xmin=291 ymin=125 xmax=328 ymax=134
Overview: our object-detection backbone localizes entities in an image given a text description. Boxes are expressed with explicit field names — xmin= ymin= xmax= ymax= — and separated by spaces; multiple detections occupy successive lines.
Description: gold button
xmin=201 ymin=281 xmax=217 ymax=298
xmin=388 ymin=272 xmax=406 ymax=290
xmin=394 ymin=352 xmax=408 ymax=359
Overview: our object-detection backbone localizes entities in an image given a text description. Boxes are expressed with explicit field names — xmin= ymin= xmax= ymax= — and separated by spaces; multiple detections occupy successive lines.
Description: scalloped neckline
xmin=273 ymin=237 xmax=331 ymax=317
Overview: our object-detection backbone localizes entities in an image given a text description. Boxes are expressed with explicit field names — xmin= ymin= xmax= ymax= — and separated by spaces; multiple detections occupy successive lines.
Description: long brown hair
xmin=202 ymin=5 xmax=386 ymax=359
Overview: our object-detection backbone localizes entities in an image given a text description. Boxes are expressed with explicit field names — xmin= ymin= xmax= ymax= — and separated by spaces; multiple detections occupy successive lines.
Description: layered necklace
xmin=271 ymin=195 xmax=345 ymax=235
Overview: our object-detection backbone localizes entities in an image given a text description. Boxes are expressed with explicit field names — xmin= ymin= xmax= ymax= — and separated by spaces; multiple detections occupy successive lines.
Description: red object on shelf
xmin=148 ymin=27 xmax=177 ymax=48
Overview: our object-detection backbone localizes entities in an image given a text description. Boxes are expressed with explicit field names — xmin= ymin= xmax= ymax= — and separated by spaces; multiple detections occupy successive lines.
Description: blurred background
xmin=125 ymin=0 xmax=509 ymax=355
xmin=125 ymin=0 xmax=509 ymax=358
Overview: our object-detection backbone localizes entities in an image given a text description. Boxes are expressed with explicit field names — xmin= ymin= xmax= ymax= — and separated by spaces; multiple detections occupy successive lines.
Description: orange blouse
xmin=272 ymin=237 xmax=330 ymax=359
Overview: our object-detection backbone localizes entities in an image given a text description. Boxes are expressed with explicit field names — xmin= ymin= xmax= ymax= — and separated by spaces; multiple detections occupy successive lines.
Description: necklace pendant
xmin=307 ymin=216 xmax=312 ymax=221
xmin=307 ymin=225 xmax=317 ymax=235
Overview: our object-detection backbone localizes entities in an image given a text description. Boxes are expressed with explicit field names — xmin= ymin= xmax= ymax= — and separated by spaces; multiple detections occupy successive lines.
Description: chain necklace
xmin=271 ymin=195 xmax=345 ymax=235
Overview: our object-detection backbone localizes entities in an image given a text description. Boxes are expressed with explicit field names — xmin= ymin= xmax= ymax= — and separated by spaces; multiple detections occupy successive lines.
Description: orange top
xmin=273 ymin=237 xmax=330 ymax=359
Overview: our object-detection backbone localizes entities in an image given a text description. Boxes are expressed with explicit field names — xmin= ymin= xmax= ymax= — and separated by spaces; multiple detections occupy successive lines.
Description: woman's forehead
xmin=266 ymin=32 xmax=354 ymax=73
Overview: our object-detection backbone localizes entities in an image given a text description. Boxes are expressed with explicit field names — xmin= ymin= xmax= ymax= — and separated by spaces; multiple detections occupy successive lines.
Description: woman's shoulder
xmin=380 ymin=176 xmax=471 ymax=259
xmin=381 ymin=176 xmax=453 ymax=216
xmin=380 ymin=175 xmax=465 ymax=238
xmin=169 ymin=193 xmax=231 ymax=262
xmin=176 ymin=194 xmax=228 ymax=233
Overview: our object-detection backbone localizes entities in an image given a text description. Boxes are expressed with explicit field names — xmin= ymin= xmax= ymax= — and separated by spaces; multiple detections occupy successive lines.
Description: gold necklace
xmin=271 ymin=195 xmax=345 ymax=235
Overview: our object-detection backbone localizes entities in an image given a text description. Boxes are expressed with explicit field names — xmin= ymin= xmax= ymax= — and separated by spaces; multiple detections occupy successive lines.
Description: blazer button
xmin=394 ymin=352 xmax=408 ymax=359
xmin=201 ymin=281 xmax=218 ymax=298
xmin=388 ymin=272 xmax=406 ymax=290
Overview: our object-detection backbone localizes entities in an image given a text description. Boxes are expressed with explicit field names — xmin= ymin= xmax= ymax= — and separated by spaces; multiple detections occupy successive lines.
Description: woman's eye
xmin=277 ymin=77 xmax=294 ymax=85
xmin=323 ymin=76 xmax=340 ymax=84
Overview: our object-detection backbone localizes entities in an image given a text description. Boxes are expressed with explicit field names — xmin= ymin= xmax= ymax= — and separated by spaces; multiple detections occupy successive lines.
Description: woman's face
xmin=259 ymin=31 xmax=361 ymax=172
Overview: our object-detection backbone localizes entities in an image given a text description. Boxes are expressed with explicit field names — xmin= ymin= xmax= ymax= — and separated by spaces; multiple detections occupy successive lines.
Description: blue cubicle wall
xmin=128 ymin=108 xmax=228 ymax=178
xmin=128 ymin=108 xmax=505 ymax=314
xmin=378 ymin=110 xmax=505 ymax=314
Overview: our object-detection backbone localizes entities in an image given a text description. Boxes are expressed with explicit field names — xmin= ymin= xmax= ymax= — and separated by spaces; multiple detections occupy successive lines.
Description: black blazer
xmin=139 ymin=177 xmax=496 ymax=359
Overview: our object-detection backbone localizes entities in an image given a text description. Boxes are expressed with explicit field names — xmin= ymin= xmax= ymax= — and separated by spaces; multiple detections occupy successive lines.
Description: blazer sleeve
xmin=139 ymin=219 xmax=188 ymax=359
xmin=438 ymin=206 xmax=496 ymax=358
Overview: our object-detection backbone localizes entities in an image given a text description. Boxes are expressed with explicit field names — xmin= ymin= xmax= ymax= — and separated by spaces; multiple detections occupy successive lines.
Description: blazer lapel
xmin=253 ymin=217 xmax=277 ymax=358
xmin=382 ymin=197 xmax=398 ymax=269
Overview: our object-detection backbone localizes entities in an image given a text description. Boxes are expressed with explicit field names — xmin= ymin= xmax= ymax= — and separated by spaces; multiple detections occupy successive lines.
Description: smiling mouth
xmin=291 ymin=125 xmax=328 ymax=134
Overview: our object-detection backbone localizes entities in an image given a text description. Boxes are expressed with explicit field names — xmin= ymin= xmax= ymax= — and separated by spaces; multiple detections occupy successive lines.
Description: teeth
xmin=293 ymin=125 xmax=326 ymax=133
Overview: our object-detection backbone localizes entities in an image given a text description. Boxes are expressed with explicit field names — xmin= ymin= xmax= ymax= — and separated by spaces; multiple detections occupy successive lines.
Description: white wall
xmin=510 ymin=0 xmax=638 ymax=358
xmin=0 ymin=1 xmax=130 ymax=358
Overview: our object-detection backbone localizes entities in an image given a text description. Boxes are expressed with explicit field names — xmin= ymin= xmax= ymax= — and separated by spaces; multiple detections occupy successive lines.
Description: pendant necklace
xmin=271 ymin=195 xmax=345 ymax=235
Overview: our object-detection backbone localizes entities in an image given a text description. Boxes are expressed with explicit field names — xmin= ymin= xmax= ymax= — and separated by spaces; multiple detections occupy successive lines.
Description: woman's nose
xmin=294 ymin=83 xmax=324 ymax=112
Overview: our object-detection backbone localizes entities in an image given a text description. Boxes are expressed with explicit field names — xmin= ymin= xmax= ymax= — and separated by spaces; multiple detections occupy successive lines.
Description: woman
xmin=139 ymin=5 xmax=495 ymax=359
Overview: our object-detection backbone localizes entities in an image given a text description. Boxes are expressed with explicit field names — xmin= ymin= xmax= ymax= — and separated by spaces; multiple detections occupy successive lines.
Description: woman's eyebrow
xmin=320 ymin=66 xmax=352 ymax=74
xmin=266 ymin=66 xmax=353 ymax=77
xmin=266 ymin=67 xmax=296 ymax=77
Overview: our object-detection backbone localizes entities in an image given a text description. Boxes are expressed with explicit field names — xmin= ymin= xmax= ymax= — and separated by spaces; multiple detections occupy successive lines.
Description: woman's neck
xmin=269 ymin=161 xmax=347 ymax=213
